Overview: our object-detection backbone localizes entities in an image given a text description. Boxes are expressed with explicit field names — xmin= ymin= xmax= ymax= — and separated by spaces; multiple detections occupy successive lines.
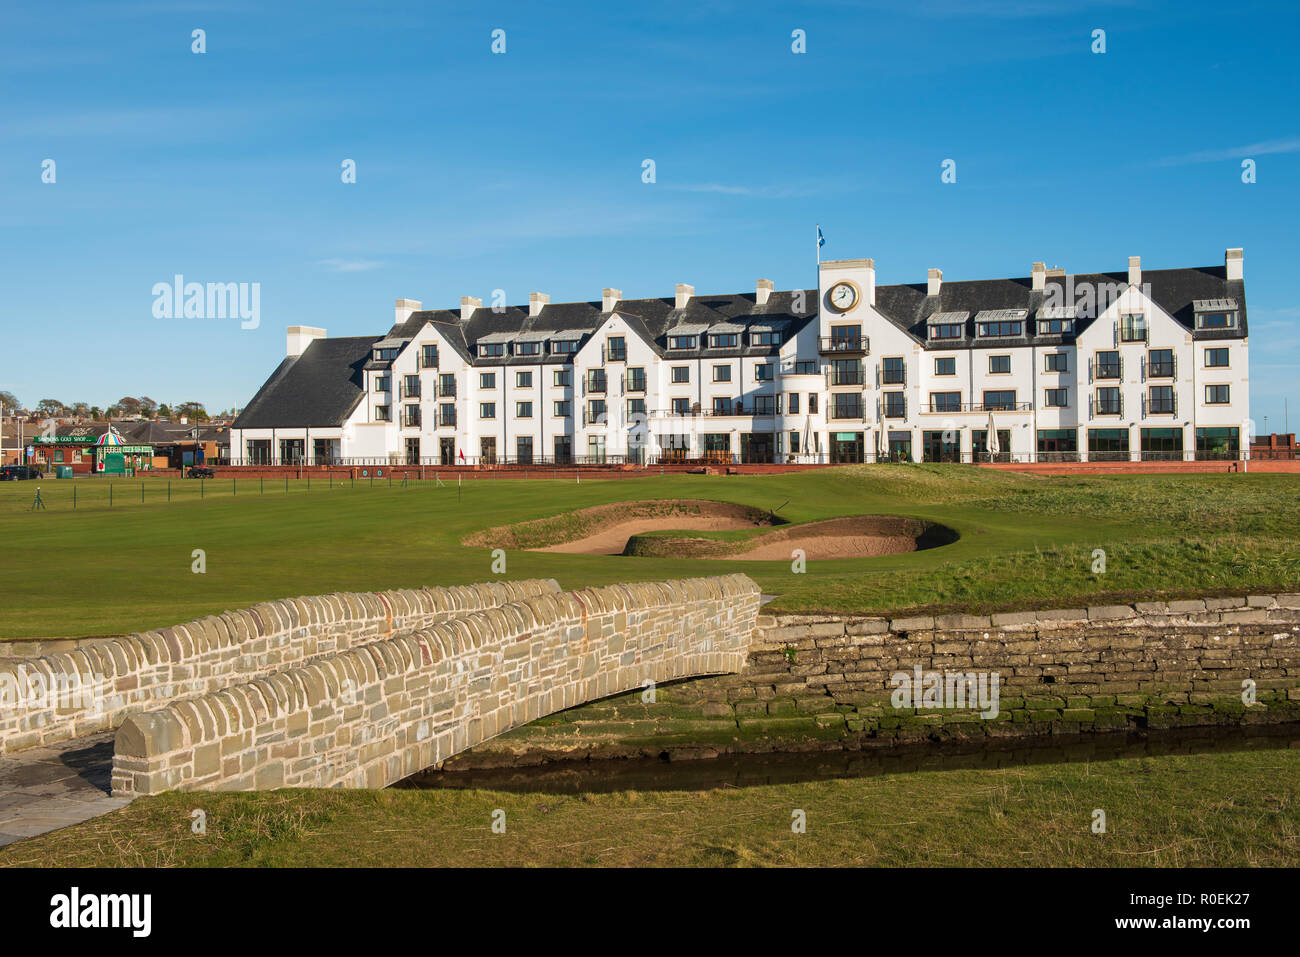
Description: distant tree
xmin=0 ymin=391 xmax=19 ymax=414
xmin=36 ymin=398 xmax=65 ymax=417
xmin=116 ymin=396 xmax=142 ymax=416
xmin=89 ymin=406 xmax=103 ymax=420
xmin=138 ymin=396 xmax=158 ymax=418
xmin=157 ymin=403 xmax=172 ymax=419
xmin=70 ymin=402 xmax=91 ymax=419
xmin=105 ymin=404 xmax=123 ymax=418
xmin=175 ymin=401 xmax=209 ymax=422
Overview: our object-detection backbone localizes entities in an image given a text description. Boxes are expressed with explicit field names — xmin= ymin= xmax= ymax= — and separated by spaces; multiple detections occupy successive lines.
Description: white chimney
xmin=395 ymin=298 xmax=421 ymax=325
xmin=863 ymin=258 xmax=876 ymax=305
xmin=1046 ymin=265 xmax=1066 ymax=280
xmin=460 ymin=296 xmax=481 ymax=322
xmin=529 ymin=292 xmax=550 ymax=317
xmin=286 ymin=325 xmax=326 ymax=358
xmin=755 ymin=279 xmax=774 ymax=306
xmin=602 ymin=287 xmax=622 ymax=312
xmin=675 ymin=283 xmax=694 ymax=309
xmin=1128 ymin=256 xmax=1141 ymax=286
xmin=1226 ymin=247 xmax=1244 ymax=281
xmin=927 ymin=268 xmax=943 ymax=297
xmin=1031 ymin=262 xmax=1046 ymax=292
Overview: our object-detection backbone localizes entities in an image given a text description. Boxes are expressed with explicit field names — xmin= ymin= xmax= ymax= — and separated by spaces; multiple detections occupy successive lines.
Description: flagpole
xmin=816 ymin=223 xmax=821 ymax=267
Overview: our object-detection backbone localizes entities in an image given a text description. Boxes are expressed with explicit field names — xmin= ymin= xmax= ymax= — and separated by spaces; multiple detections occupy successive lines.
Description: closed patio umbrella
xmin=987 ymin=412 xmax=1000 ymax=459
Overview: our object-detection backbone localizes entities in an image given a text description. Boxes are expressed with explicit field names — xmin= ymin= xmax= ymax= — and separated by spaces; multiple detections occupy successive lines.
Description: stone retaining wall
xmin=0 ymin=579 xmax=561 ymax=755
xmin=698 ymin=594 xmax=1300 ymax=734
xmin=111 ymin=574 xmax=762 ymax=796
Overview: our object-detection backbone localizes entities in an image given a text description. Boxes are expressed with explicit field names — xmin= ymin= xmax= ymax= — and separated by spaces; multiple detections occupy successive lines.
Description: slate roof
xmin=233 ymin=335 xmax=379 ymax=428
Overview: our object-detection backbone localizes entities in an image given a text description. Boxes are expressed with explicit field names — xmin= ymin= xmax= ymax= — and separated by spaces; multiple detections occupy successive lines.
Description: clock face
xmin=830 ymin=281 xmax=858 ymax=311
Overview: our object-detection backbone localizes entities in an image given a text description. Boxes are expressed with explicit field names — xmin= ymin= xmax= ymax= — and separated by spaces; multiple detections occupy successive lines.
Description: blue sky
xmin=2 ymin=0 xmax=1297 ymax=431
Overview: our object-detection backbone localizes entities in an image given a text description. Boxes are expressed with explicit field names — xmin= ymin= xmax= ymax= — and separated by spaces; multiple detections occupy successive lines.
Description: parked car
xmin=0 ymin=465 xmax=44 ymax=481
xmin=186 ymin=466 xmax=216 ymax=479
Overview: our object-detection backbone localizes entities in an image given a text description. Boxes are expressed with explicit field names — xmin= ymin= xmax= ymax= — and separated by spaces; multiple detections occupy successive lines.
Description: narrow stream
xmin=394 ymin=722 xmax=1300 ymax=794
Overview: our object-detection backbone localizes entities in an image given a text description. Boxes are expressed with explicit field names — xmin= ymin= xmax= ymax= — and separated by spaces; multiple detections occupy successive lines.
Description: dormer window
xmin=929 ymin=323 xmax=963 ymax=340
xmin=1196 ymin=311 xmax=1237 ymax=330
xmin=668 ymin=335 xmax=698 ymax=350
xmin=977 ymin=321 xmax=1023 ymax=338
xmin=479 ymin=342 xmax=505 ymax=358
xmin=374 ymin=347 xmax=400 ymax=361
xmin=514 ymin=341 xmax=541 ymax=356
xmin=551 ymin=339 xmax=579 ymax=355
xmin=1037 ymin=318 xmax=1074 ymax=335
xmin=751 ymin=331 xmax=781 ymax=347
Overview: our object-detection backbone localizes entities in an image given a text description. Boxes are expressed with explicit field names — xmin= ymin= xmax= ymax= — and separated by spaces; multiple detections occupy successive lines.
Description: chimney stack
xmin=395 ymin=298 xmax=421 ymax=326
xmin=460 ymin=296 xmax=481 ymax=322
xmin=1128 ymin=256 xmax=1141 ymax=287
xmin=863 ymin=258 xmax=876 ymax=305
xmin=1225 ymin=247 xmax=1244 ymax=281
xmin=1046 ymin=265 xmax=1066 ymax=280
xmin=602 ymin=287 xmax=622 ymax=313
xmin=675 ymin=283 xmax=694 ymax=309
xmin=927 ymin=268 xmax=943 ymax=297
xmin=755 ymin=279 xmax=774 ymax=306
xmin=286 ymin=325 xmax=327 ymax=358
xmin=529 ymin=292 xmax=550 ymax=317
xmin=1031 ymin=262 xmax=1046 ymax=292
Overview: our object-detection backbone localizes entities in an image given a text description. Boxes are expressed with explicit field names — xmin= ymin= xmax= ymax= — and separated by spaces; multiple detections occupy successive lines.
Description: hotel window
xmin=808 ymin=394 xmax=818 ymax=414
xmin=1205 ymin=384 xmax=1230 ymax=405
xmin=517 ymin=436 xmax=533 ymax=463
xmin=627 ymin=397 xmax=646 ymax=417
xmin=713 ymin=365 xmax=732 ymax=383
xmin=1045 ymin=353 xmax=1068 ymax=373
xmin=671 ymin=366 xmax=690 ymax=383
xmin=788 ymin=393 xmax=800 ymax=415
xmin=480 ymin=372 xmax=496 ymax=389
xmin=606 ymin=336 xmax=626 ymax=362
xmin=929 ymin=323 xmax=963 ymax=340
xmin=515 ymin=401 xmax=533 ymax=418
xmin=438 ymin=373 xmax=456 ymax=397
xmin=977 ymin=320 xmax=1022 ymax=338
xmin=403 ymin=405 xmax=421 ymax=427
xmin=375 ymin=375 xmax=391 ymax=393
xmin=374 ymin=347 xmax=399 ymax=362
xmin=1037 ymin=317 xmax=1074 ymax=335
xmin=1044 ymin=388 xmax=1069 ymax=408
xmin=626 ymin=367 xmax=646 ymax=392
xmin=708 ymin=333 xmax=738 ymax=349
xmin=1094 ymin=351 xmax=1121 ymax=379
xmin=831 ymin=359 xmax=862 ymax=385
xmin=881 ymin=357 xmax=905 ymax=385
xmin=552 ymin=339 xmax=579 ymax=355
xmin=930 ymin=392 xmax=962 ymax=413
xmin=882 ymin=392 xmax=906 ymax=418
xmin=439 ymin=404 xmax=456 ymax=427
xmin=713 ymin=397 xmax=732 ymax=415
xmin=402 ymin=374 xmax=420 ymax=398
xmin=1147 ymin=349 xmax=1175 ymax=378
xmin=794 ymin=360 xmax=817 ymax=375
xmin=479 ymin=402 xmax=496 ymax=419
xmin=479 ymin=342 xmax=505 ymax=358
xmin=671 ymin=397 xmax=691 ymax=415
xmin=751 ymin=330 xmax=781 ymax=347
xmin=375 ymin=405 xmax=391 ymax=421
xmin=553 ymin=400 xmax=571 ymax=417
xmin=1148 ymin=386 xmax=1175 ymax=414
xmin=934 ymin=356 xmax=956 ymax=376
xmin=1195 ymin=311 xmax=1237 ymax=330
xmin=983 ymin=390 xmax=1017 ymax=411
xmin=832 ymin=394 xmax=863 ymax=419
xmin=421 ymin=344 xmax=439 ymax=368
xmin=754 ymin=363 xmax=774 ymax=381
xmin=586 ymin=369 xmax=606 ymax=393
xmin=1205 ymin=348 xmax=1229 ymax=368
xmin=587 ymin=399 xmax=606 ymax=422
xmin=1095 ymin=387 xmax=1122 ymax=416
xmin=668 ymin=335 xmax=698 ymax=350
xmin=989 ymin=355 xmax=1011 ymax=374
xmin=516 ymin=371 xmax=533 ymax=388
xmin=754 ymin=395 xmax=777 ymax=416
xmin=514 ymin=340 xmax=541 ymax=357
xmin=1120 ymin=313 xmax=1148 ymax=342
xmin=553 ymin=368 xmax=572 ymax=387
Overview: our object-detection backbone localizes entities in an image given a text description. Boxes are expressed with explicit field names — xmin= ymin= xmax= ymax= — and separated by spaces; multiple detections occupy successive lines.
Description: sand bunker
xmin=467 ymin=501 xmax=955 ymax=561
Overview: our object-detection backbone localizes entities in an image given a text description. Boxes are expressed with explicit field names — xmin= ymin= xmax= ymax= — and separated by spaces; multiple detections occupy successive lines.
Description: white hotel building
xmin=230 ymin=248 xmax=1250 ymax=466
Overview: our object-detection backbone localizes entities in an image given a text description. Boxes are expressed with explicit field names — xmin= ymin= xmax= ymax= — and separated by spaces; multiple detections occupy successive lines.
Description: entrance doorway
xmin=830 ymin=431 xmax=863 ymax=463
xmin=741 ymin=432 xmax=775 ymax=464
xmin=480 ymin=437 xmax=496 ymax=464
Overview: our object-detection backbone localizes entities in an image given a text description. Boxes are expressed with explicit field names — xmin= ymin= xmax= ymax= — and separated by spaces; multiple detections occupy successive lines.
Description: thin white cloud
xmin=665 ymin=183 xmax=819 ymax=198
xmin=1158 ymin=137 xmax=1300 ymax=166
xmin=317 ymin=258 xmax=384 ymax=273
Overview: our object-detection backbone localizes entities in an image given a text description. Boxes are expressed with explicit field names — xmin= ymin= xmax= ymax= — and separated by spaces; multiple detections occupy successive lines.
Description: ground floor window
xmin=405 ymin=437 xmax=420 ymax=465
xmin=922 ymin=430 xmax=960 ymax=463
xmin=830 ymin=431 xmax=862 ymax=464
xmin=247 ymin=439 xmax=271 ymax=465
xmin=1088 ymin=428 xmax=1129 ymax=461
xmin=440 ymin=437 xmax=456 ymax=464
xmin=517 ymin=435 xmax=533 ymax=464
xmin=972 ymin=429 xmax=1011 ymax=463
xmin=553 ymin=435 xmax=571 ymax=464
xmin=887 ymin=431 xmax=913 ymax=462
xmin=480 ymin=436 xmax=496 ymax=465
xmin=1196 ymin=426 xmax=1239 ymax=460
xmin=587 ymin=435 xmax=605 ymax=463
xmin=1140 ymin=427 xmax=1183 ymax=460
xmin=1037 ymin=428 xmax=1078 ymax=462
xmin=740 ymin=432 xmax=775 ymax=464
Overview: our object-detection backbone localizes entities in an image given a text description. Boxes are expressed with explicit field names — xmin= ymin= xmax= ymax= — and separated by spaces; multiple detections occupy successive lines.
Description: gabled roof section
xmin=233 ymin=336 xmax=379 ymax=429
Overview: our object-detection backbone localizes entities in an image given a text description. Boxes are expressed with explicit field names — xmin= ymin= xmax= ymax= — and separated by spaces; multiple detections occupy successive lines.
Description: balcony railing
xmin=828 ymin=369 xmax=866 ymax=386
xmin=1093 ymin=356 xmax=1123 ymax=380
xmin=819 ymin=336 xmax=869 ymax=355
xmin=583 ymin=378 xmax=607 ymax=395
xmin=882 ymin=400 xmax=908 ymax=419
xmin=1145 ymin=393 xmax=1178 ymax=416
xmin=1093 ymin=394 xmax=1124 ymax=417
xmin=438 ymin=383 xmax=456 ymax=397
xmin=625 ymin=375 xmax=647 ymax=393
xmin=1146 ymin=356 xmax=1177 ymax=379
xmin=829 ymin=404 xmax=865 ymax=420
xmin=917 ymin=401 xmax=1033 ymax=413
xmin=438 ymin=413 xmax=456 ymax=428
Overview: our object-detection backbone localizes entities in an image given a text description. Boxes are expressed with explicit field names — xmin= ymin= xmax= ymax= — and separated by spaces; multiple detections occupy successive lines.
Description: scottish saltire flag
xmin=817 ymin=226 xmax=825 ymax=247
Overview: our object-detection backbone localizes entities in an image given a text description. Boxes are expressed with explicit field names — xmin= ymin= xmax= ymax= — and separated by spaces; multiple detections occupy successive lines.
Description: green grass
xmin=4 ymin=748 xmax=1296 ymax=866
xmin=2 ymin=466 xmax=1298 ymax=639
